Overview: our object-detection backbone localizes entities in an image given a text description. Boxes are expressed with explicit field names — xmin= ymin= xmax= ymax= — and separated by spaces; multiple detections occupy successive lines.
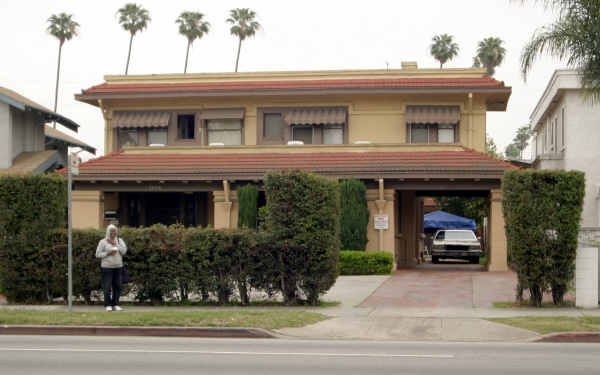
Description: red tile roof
xmin=81 ymin=76 xmax=506 ymax=95
xmin=71 ymin=148 xmax=515 ymax=181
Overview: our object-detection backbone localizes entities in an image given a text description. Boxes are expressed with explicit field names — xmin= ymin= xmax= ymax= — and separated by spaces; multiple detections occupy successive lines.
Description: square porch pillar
xmin=488 ymin=189 xmax=509 ymax=271
xmin=212 ymin=189 xmax=238 ymax=229
xmin=72 ymin=191 xmax=104 ymax=229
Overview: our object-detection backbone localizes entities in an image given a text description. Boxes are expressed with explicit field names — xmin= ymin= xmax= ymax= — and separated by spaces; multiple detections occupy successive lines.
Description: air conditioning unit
xmin=149 ymin=143 xmax=165 ymax=147
xmin=209 ymin=142 xmax=225 ymax=146
xmin=354 ymin=141 xmax=371 ymax=144
xmin=287 ymin=140 xmax=304 ymax=145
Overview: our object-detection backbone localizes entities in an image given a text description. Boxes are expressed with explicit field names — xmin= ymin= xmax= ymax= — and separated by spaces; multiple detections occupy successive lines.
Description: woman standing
xmin=96 ymin=224 xmax=127 ymax=311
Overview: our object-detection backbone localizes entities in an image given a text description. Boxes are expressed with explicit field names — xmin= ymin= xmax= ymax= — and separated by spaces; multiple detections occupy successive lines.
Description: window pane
xmin=207 ymin=119 xmax=242 ymax=131
xmin=292 ymin=126 xmax=313 ymax=144
xmin=119 ymin=129 xmax=138 ymax=148
xmin=148 ymin=129 xmax=167 ymax=145
xmin=177 ymin=114 xmax=195 ymax=139
xmin=264 ymin=114 xmax=283 ymax=138
xmin=410 ymin=125 xmax=428 ymax=143
xmin=438 ymin=125 xmax=455 ymax=143
xmin=324 ymin=126 xmax=343 ymax=144
xmin=208 ymin=130 xmax=242 ymax=145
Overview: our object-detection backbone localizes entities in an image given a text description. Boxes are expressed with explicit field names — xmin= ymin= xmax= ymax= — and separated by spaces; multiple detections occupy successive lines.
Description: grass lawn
xmin=493 ymin=300 xmax=575 ymax=308
xmin=488 ymin=316 xmax=600 ymax=334
xmin=0 ymin=309 xmax=329 ymax=330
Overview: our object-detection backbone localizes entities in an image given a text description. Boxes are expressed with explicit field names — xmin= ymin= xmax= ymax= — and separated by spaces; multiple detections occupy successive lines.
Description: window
xmin=118 ymin=129 xmax=138 ymax=149
xmin=264 ymin=113 xmax=283 ymax=139
xmin=410 ymin=124 xmax=429 ymax=143
xmin=323 ymin=125 xmax=344 ymax=145
xmin=438 ymin=124 xmax=455 ymax=143
xmin=292 ymin=126 xmax=313 ymax=144
xmin=148 ymin=129 xmax=168 ymax=145
xmin=207 ymin=119 xmax=242 ymax=145
xmin=177 ymin=114 xmax=195 ymax=139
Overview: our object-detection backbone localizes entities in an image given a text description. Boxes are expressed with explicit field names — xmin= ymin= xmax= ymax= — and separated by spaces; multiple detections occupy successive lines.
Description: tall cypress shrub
xmin=237 ymin=184 xmax=259 ymax=229
xmin=503 ymin=170 xmax=584 ymax=306
xmin=339 ymin=179 xmax=369 ymax=250
xmin=264 ymin=170 xmax=340 ymax=305
xmin=0 ymin=174 xmax=67 ymax=302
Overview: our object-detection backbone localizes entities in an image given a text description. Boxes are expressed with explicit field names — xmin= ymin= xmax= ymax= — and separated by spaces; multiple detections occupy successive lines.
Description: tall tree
xmin=176 ymin=12 xmax=210 ymax=74
xmin=476 ymin=37 xmax=506 ymax=76
xmin=430 ymin=34 xmax=459 ymax=69
xmin=486 ymin=133 xmax=502 ymax=159
xmin=505 ymin=143 xmax=520 ymax=159
xmin=520 ymin=0 xmax=600 ymax=101
xmin=513 ymin=125 xmax=532 ymax=159
xmin=117 ymin=3 xmax=151 ymax=75
xmin=226 ymin=8 xmax=261 ymax=72
xmin=47 ymin=13 xmax=79 ymax=128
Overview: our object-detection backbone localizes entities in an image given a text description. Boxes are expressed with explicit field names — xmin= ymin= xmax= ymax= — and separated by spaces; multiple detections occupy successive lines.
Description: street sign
xmin=374 ymin=214 xmax=389 ymax=230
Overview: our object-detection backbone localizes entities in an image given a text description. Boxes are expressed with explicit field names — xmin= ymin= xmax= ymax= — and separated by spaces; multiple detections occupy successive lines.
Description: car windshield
xmin=435 ymin=230 xmax=476 ymax=241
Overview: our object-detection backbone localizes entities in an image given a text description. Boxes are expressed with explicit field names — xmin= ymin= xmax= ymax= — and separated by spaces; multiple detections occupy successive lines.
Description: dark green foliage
xmin=339 ymin=179 xmax=369 ymax=250
xmin=264 ymin=170 xmax=340 ymax=305
xmin=339 ymin=251 xmax=393 ymax=275
xmin=435 ymin=196 xmax=489 ymax=232
xmin=238 ymin=184 xmax=259 ymax=229
xmin=503 ymin=170 xmax=585 ymax=307
xmin=0 ymin=174 xmax=67 ymax=303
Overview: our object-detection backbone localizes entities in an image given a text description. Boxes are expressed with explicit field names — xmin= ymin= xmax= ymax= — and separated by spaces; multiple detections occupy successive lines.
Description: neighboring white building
xmin=530 ymin=70 xmax=600 ymax=228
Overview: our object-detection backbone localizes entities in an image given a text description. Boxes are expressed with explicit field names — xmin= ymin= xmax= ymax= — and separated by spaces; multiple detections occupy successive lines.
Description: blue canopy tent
xmin=424 ymin=210 xmax=476 ymax=233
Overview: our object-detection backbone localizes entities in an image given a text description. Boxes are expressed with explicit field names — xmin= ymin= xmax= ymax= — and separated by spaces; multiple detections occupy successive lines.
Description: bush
xmin=0 ymin=174 xmax=67 ymax=303
xmin=339 ymin=251 xmax=393 ymax=275
xmin=503 ymin=170 xmax=585 ymax=307
xmin=264 ymin=170 xmax=340 ymax=305
xmin=238 ymin=184 xmax=259 ymax=229
xmin=339 ymin=179 xmax=370 ymax=250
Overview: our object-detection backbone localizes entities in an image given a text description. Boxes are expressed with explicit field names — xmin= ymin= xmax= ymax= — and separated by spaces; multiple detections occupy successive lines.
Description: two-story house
xmin=72 ymin=63 xmax=513 ymax=271
xmin=0 ymin=87 xmax=96 ymax=174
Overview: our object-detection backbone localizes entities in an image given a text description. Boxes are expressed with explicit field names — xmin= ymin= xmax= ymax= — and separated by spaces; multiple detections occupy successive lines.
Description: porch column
xmin=366 ymin=187 xmax=396 ymax=268
xmin=72 ymin=191 xmax=104 ymax=229
xmin=488 ymin=189 xmax=509 ymax=271
xmin=213 ymin=180 xmax=237 ymax=229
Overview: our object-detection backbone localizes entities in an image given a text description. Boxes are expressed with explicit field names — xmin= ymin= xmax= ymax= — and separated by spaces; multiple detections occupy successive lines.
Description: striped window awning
xmin=199 ymin=108 xmax=245 ymax=120
xmin=112 ymin=111 xmax=171 ymax=128
xmin=284 ymin=108 xmax=346 ymax=125
xmin=405 ymin=106 xmax=460 ymax=125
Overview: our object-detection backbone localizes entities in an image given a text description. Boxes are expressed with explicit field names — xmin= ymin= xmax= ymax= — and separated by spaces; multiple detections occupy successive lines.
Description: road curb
xmin=535 ymin=331 xmax=600 ymax=343
xmin=0 ymin=325 xmax=275 ymax=339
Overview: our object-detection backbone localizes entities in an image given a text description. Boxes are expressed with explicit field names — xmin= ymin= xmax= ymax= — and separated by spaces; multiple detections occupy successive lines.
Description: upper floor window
xmin=148 ymin=128 xmax=168 ymax=145
xmin=177 ymin=114 xmax=195 ymax=140
xmin=207 ymin=119 xmax=242 ymax=145
xmin=292 ymin=125 xmax=314 ymax=144
xmin=118 ymin=129 xmax=138 ymax=149
xmin=264 ymin=113 xmax=284 ymax=139
xmin=406 ymin=105 xmax=459 ymax=144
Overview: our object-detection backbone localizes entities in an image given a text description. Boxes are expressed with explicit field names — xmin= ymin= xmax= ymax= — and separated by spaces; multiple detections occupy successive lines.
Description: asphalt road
xmin=0 ymin=335 xmax=598 ymax=375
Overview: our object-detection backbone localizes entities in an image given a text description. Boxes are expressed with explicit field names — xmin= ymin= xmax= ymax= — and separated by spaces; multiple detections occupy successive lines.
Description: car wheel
xmin=432 ymin=256 xmax=439 ymax=264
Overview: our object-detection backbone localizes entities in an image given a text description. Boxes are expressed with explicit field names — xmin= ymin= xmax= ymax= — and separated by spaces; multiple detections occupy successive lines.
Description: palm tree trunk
xmin=234 ymin=38 xmax=242 ymax=72
xmin=184 ymin=40 xmax=191 ymax=74
xmin=125 ymin=33 xmax=134 ymax=75
xmin=53 ymin=42 xmax=63 ymax=129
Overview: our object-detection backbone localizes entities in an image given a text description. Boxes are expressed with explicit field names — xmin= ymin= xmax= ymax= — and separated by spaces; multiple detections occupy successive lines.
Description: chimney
xmin=401 ymin=61 xmax=418 ymax=70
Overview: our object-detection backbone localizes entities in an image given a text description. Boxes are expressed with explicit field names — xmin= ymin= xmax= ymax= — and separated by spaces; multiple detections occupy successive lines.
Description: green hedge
xmin=0 ymin=174 xmax=67 ymax=302
xmin=503 ymin=170 xmax=585 ymax=307
xmin=339 ymin=251 xmax=393 ymax=275
xmin=264 ymin=170 xmax=340 ymax=305
xmin=339 ymin=179 xmax=370 ymax=250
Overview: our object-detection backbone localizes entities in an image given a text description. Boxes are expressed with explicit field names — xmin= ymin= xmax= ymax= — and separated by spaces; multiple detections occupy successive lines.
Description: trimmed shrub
xmin=339 ymin=179 xmax=370 ymax=250
xmin=0 ymin=174 xmax=67 ymax=303
xmin=264 ymin=170 xmax=340 ymax=305
xmin=339 ymin=251 xmax=393 ymax=275
xmin=503 ymin=170 xmax=585 ymax=307
xmin=238 ymin=184 xmax=259 ymax=229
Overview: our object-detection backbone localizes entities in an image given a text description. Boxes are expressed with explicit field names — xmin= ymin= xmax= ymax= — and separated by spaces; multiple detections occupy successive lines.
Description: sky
xmin=0 ymin=0 xmax=563 ymax=160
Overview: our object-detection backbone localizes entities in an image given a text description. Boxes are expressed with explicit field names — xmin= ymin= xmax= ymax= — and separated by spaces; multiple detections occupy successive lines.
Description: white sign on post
xmin=374 ymin=214 xmax=389 ymax=230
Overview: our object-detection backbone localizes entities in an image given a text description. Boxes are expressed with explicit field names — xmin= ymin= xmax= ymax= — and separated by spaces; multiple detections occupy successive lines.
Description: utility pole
xmin=67 ymin=152 xmax=80 ymax=315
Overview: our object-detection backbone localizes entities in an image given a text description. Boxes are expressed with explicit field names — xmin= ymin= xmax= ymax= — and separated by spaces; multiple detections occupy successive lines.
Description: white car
xmin=431 ymin=229 xmax=482 ymax=264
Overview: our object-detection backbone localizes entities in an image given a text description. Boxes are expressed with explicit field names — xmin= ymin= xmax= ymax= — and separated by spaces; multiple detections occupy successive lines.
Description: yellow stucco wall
xmin=72 ymin=191 xmax=103 ymax=229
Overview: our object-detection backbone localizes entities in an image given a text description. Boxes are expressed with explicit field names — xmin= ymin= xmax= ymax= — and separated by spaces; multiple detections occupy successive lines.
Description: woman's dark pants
xmin=101 ymin=267 xmax=122 ymax=307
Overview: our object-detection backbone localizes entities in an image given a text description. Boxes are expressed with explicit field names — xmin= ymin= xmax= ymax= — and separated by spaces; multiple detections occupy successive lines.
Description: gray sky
xmin=0 ymin=0 xmax=562 ymax=159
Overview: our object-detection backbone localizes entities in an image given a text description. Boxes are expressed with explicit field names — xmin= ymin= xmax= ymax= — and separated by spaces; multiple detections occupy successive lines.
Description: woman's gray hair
xmin=105 ymin=224 xmax=119 ymax=240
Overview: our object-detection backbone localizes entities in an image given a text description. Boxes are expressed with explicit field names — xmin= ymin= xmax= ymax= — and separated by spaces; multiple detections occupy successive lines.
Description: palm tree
xmin=176 ymin=12 xmax=210 ymax=74
xmin=226 ymin=8 xmax=261 ymax=72
xmin=520 ymin=0 xmax=600 ymax=101
xmin=47 ymin=13 xmax=79 ymax=128
xmin=429 ymin=34 xmax=459 ymax=69
xmin=117 ymin=3 xmax=151 ymax=75
xmin=476 ymin=37 xmax=506 ymax=76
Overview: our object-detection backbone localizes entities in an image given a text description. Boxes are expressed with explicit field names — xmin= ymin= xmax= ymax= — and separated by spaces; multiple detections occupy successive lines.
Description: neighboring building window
xmin=292 ymin=125 xmax=313 ymax=144
xmin=410 ymin=124 xmax=429 ymax=143
xmin=177 ymin=114 xmax=195 ymax=139
xmin=207 ymin=119 xmax=242 ymax=145
xmin=118 ymin=129 xmax=138 ymax=149
xmin=148 ymin=129 xmax=168 ymax=145
xmin=264 ymin=113 xmax=283 ymax=139
xmin=323 ymin=125 xmax=344 ymax=145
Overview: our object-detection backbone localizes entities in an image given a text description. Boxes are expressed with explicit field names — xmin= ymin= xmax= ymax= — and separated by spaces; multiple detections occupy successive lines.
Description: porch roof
xmin=69 ymin=147 xmax=516 ymax=182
